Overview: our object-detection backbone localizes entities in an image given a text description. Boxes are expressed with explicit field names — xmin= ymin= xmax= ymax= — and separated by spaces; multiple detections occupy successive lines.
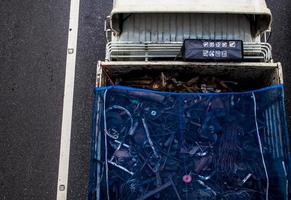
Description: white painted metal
xmin=100 ymin=61 xmax=278 ymax=67
xmin=56 ymin=0 xmax=80 ymax=199
xmin=95 ymin=62 xmax=103 ymax=199
xmin=112 ymin=0 xmax=271 ymax=14
xmin=278 ymin=62 xmax=284 ymax=84
xmin=110 ymin=0 xmax=272 ymax=34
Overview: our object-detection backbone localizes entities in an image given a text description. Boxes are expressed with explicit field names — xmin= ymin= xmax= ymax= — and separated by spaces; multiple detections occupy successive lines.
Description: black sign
xmin=182 ymin=39 xmax=243 ymax=61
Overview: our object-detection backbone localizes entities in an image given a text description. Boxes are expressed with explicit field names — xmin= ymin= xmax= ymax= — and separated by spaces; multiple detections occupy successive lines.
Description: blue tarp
xmin=89 ymin=84 xmax=290 ymax=200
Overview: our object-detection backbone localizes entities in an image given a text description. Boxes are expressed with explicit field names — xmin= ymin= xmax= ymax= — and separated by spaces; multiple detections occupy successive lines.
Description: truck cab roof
xmin=111 ymin=0 xmax=272 ymax=35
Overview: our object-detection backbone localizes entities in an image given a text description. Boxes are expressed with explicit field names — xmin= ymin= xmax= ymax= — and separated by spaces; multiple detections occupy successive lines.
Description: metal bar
xmin=100 ymin=61 xmax=279 ymax=68
xmin=137 ymin=181 xmax=172 ymax=200
xmin=107 ymin=41 xmax=272 ymax=62
xmin=108 ymin=161 xmax=134 ymax=175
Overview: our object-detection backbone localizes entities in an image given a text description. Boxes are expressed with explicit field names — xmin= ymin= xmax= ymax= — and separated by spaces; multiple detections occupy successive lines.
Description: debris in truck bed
xmin=106 ymin=72 xmax=243 ymax=93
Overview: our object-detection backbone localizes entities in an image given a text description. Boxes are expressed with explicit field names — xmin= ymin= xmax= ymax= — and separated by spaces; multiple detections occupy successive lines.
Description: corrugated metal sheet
xmin=113 ymin=13 xmax=254 ymax=42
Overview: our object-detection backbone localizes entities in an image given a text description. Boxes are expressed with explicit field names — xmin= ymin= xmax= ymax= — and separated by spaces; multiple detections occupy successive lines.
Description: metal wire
xmin=103 ymin=89 xmax=110 ymax=200
xmin=252 ymin=92 xmax=269 ymax=200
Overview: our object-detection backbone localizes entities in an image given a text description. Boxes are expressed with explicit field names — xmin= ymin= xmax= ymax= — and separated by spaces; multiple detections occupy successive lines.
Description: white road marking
xmin=56 ymin=0 xmax=81 ymax=199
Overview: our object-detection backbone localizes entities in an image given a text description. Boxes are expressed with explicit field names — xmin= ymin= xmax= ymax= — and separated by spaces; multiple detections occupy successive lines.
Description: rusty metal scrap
xmin=109 ymin=72 xmax=240 ymax=93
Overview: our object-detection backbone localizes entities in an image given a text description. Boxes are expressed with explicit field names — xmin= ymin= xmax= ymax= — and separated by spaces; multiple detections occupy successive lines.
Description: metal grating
xmin=106 ymin=42 xmax=272 ymax=62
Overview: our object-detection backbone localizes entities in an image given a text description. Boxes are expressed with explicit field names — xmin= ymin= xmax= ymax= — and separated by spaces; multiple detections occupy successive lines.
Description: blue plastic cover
xmin=89 ymin=85 xmax=290 ymax=200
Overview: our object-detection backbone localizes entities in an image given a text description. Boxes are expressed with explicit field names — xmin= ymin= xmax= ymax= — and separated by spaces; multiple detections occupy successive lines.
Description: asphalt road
xmin=0 ymin=0 xmax=290 ymax=199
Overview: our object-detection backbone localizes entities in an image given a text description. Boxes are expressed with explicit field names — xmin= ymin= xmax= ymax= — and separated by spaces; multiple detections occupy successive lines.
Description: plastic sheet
xmin=89 ymin=85 xmax=290 ymax=200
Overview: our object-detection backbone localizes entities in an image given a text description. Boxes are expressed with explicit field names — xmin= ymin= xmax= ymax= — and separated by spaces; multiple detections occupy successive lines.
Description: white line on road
xmin=56 ymin=0 xmax=80 ymax=199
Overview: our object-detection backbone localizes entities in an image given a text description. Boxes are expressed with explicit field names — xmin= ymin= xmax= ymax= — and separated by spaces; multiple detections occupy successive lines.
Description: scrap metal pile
xmin=104 ymin=71 xmax=260 ymax=93
xmin=92 ymin=85 xmax=290 ymax=200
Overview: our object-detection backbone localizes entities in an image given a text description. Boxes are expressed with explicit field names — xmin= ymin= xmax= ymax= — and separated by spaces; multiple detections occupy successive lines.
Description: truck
xmin=89 ymin=0 xmax=291 ymax=199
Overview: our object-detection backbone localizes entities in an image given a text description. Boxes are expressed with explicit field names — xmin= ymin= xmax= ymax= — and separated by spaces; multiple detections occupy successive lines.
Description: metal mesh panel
xmin=89 ymin=85 xmax=290 ymax=200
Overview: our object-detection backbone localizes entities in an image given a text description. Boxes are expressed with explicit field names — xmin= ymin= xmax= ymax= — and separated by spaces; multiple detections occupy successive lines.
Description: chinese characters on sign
xmin=202 ymin=41 xmax=236 ymax=58
xmin=182 ymin=39 xmax=243 ymax=61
